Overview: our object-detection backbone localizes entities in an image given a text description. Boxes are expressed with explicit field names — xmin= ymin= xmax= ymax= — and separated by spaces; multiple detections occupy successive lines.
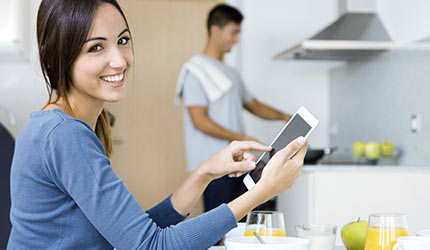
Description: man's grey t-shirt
xmin=182 ymin=54 xmax=253 ymax=172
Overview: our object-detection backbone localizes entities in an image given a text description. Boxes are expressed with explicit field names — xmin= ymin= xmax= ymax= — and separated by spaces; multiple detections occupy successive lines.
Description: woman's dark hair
xmin=207 ymin=4 xmax=243 ymax=35
xmin=37 ymin=0 xmax=131 ymax=158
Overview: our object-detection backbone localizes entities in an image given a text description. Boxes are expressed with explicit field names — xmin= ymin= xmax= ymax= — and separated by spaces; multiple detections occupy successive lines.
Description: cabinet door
xmin=280 ymin=169 xmax=430 ymax=246
xmin=313 ymin=170 xmax=430 ymax=245
xmin=107 ymin=0 xmax=223 ymax=216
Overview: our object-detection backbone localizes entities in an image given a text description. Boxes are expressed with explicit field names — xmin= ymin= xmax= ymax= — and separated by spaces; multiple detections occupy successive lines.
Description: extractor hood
xmin=275 ymin=0 xmax=397 ymax=61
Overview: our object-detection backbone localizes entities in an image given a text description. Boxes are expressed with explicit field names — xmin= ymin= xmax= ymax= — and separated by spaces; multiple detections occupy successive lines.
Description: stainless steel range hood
xmin=275 ymin=12 xmax=395 ymax=61
xmin=274 ymin=0 xmax=399 ymax=61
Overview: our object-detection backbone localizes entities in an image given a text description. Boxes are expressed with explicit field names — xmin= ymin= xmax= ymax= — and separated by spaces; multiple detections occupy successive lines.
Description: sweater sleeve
xmin=43 ymin=120 xmax=237 ymax=250
xmin=146 ymin=195 xmax=188 ymax=228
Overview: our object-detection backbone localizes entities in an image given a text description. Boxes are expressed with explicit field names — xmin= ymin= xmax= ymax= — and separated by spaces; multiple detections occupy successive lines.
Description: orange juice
xmin=364 ymin=227 xmax=408 ymax=250
xmin=244 ymin=228 xmax=286 ymax=237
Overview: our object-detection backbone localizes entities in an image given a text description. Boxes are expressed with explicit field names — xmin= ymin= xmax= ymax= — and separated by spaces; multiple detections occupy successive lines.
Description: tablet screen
xmin=249 ymin=114 xmax=311 ymax=182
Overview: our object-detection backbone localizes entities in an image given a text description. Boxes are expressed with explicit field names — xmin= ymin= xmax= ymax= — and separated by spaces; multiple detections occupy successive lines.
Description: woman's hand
xmin=255 ymin=136 xmax=308 ymax=200
xmin=198 ymin=140 xmax=272 ymax=181
xmin=172 ymin=140 xmax=270 ymax=216
xmin=227 ymin=136 xmax=307 ymax=221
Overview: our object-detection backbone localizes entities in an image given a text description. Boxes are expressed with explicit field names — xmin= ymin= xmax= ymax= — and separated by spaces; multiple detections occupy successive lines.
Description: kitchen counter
xmin=303 ymin=164 xmax=430 ymax=172
xmin=279 ymin=164 xmax=430 ymax=246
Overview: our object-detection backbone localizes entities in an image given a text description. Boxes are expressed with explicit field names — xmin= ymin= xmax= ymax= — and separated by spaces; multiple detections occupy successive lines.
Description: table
xmin=208 ymin=245 xmax=346 ymax=250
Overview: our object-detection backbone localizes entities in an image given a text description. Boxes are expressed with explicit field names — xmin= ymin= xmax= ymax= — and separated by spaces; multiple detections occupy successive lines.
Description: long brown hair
xmin=36 ymin=0 xmax=131 ymax=157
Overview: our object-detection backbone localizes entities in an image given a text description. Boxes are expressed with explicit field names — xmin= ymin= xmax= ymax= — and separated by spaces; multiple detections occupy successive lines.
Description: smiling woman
xmin=7 ymin=0 xmax=308 ymax=249
xmin=36 ymin=0 xmax=133 ymax=158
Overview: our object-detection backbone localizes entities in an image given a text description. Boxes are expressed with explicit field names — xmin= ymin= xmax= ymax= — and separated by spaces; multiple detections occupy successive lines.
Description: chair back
xmin=0 ymin=122 xmax=14 ymax=248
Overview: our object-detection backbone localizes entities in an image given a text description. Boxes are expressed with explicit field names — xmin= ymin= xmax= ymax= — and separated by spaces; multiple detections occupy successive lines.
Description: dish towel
xmin=175 ymin=54 xmax=233 ymax=104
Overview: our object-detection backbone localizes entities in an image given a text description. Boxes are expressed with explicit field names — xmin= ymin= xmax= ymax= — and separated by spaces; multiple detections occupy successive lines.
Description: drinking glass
xmin=244 ymin=211 xmax=286 ymax=237
xmin=364 ymin=213 xmax=408 ymax=250
xmin=295 ymin=224 xmax=337 ymax=250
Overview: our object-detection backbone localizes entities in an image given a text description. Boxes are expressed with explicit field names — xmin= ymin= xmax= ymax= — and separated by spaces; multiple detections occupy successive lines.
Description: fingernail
xmin=248 ymin=162 xmax=256 ymax=170
xmin=298 ymin=136 xmax=306 ymax=145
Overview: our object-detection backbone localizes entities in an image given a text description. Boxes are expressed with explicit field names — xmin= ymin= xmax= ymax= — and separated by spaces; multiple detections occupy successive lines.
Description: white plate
xmin=225 ymin=236 xmax=310 ymax=250
xmin=416 ymin=229 xmax=430 ymax=237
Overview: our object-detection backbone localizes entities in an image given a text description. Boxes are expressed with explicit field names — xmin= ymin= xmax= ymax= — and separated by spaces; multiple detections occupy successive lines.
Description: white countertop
xmin=302 ymin=164 xmax=430 ymax=172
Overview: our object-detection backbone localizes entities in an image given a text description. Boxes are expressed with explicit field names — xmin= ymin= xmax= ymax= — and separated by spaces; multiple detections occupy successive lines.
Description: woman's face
xmin=70 ymin=3 xmax=133 ymax=105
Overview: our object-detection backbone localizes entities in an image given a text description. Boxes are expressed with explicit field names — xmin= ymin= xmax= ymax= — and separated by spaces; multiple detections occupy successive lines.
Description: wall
xmin=378 ymin=0 xmax=430 ymax=43
xmin=226 ymin=0 xmax=340 ymax=147
xmin=329 ymin=50 xmax=430 ymax=165
xmin=0 ymin=0 xmax=45 ymax=139
xmin=0 ymin=0 xmax=13 ymax=40
xmin=0 ymin=62 xmax=47 ymax=137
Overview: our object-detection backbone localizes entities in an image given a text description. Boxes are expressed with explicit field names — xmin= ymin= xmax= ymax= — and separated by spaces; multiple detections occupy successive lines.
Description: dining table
xmin=208 ymin=246 xmax=347 ymax=250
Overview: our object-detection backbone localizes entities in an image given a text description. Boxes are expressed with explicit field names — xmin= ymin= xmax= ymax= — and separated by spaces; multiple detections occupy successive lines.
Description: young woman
xmin=7 ymin=0 xmax=308 ymax=249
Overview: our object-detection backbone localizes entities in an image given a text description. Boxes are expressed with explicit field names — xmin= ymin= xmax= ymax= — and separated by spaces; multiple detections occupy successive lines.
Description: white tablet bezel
xmin=243 ymin=106 xmax=318 ymax=190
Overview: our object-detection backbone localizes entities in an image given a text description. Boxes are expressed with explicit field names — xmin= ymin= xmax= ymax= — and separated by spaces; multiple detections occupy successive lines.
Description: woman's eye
xmin=118 ymin=37 xmax=130 ymax=45
xmin=88 ymin=44 xmax=103 ymax=53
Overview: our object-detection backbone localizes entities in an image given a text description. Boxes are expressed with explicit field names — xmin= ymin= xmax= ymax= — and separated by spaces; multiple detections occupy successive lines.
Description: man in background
xmin=175 ymin=4 xmax=292 ymax=213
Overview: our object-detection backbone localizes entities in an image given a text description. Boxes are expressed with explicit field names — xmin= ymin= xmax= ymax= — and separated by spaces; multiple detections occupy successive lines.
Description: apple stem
xmin=357 ymin=217 xmax=361 ymax=223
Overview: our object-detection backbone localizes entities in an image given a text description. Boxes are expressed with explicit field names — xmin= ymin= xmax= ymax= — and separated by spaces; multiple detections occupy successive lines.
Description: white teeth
xmin=102 ymin=73 xmax=124 ymax=82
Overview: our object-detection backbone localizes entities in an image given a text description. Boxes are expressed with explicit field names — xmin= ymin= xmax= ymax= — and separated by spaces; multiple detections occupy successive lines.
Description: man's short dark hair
xmin=207 ymin=4 xmax=243 ymax=35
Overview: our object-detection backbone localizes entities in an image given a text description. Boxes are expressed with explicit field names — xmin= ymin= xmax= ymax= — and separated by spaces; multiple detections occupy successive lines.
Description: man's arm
xmin=188 ymin=106 xmax=253 ymax=142
xmin=244 ymin=98 xmax=291 ymax=122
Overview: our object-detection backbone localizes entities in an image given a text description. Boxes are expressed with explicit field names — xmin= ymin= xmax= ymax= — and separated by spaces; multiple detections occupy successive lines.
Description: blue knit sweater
xmin=8 ymin=109 xmax=236 ymax=249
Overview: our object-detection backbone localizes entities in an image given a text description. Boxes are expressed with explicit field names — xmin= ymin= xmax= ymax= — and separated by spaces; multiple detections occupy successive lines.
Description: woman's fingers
xmin=227 ymin=160 xmax=255 ymax=176
xmin=225 ymin=139 xmax=306 ymax=181
xmin=242 ymin=151 xmax=256 ymax=162
xmin=276 ymin=137 xmax=307 ymax=163
xmin=231 ymin=141 xmax=272 ymax=155
xmin=228 ymin=171 xmax=247 ymax=178
xmin=292 ymin=141 xmax=308 ymax=161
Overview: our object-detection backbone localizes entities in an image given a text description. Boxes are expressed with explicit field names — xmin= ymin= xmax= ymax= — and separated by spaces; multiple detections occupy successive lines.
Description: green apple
xmin=352 ymin=141 xmax=366 ymax=158
xmin=380 ymin=141 xmax=394 ymax=158
xmin=365 ymin=142 xmax=380 ymax=160
xmin=341 ymin=218 xmax=368 ymax=250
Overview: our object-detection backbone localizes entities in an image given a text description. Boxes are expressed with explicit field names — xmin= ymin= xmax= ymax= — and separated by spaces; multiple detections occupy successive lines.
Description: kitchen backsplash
xmin=329 ymin=49 xmax=430 ymax=166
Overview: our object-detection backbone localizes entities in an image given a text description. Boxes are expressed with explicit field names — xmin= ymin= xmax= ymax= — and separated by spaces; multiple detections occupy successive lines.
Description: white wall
xmin=226 ymin=0 xmax=339 ymax=147
xmin=0 ymin=0 xmax=45 ymax=138
xmin=378 ymin=0 xmax=430 ymax=43
xmin=0 ymin=0 xmax=14 ymax=41
xmin=330 ymin=49 xmax=430 ymax=166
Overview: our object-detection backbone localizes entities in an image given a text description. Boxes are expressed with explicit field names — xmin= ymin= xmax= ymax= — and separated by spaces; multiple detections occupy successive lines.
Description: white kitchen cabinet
xmin=278 ymin=165 xmax=430 ymax=246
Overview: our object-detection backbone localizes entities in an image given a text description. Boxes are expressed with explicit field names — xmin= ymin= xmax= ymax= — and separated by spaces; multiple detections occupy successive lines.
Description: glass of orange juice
xmin=364 ymin=213 xmax=408 ymax=250
xmin=244 ymin=211 xmax=286 ymax=237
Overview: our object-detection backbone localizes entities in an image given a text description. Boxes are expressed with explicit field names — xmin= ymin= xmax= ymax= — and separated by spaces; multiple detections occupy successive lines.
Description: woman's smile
xmin=100 ymin=70 xmax=126 ymax=87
